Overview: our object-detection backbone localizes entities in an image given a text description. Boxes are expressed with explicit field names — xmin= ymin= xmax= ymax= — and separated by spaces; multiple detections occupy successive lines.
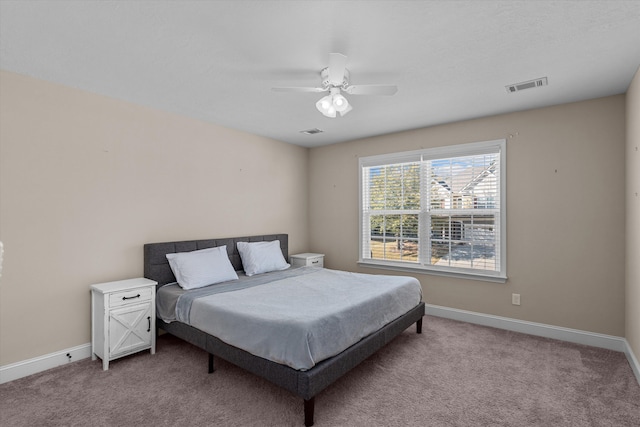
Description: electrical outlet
xmin=512 ymin=293 xmax=521 ymax=306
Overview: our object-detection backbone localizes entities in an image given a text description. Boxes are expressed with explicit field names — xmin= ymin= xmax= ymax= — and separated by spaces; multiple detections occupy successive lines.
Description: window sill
xmin=357 ymin=260 xmax=508 ymax=283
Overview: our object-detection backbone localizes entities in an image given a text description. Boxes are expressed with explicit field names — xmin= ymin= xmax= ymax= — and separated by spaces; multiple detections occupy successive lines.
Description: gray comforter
xmin=160 ymin=267 xmax=422 ymax=370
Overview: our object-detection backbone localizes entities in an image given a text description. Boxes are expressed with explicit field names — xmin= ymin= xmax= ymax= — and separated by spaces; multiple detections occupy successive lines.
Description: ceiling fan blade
xmin=328 ymin=53 xmax=348 ymax=86
xmin=271 ymin=86 xmax=327 ymax=93
xmin=345 ymin=84 xmax=398 ymax=96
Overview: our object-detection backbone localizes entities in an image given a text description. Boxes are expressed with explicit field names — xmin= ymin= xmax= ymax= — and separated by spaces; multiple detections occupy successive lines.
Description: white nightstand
xmin=290 ymin=253 xmax=325 ymax=268
xmin=91 ymin=277 xmax=157 ymax=370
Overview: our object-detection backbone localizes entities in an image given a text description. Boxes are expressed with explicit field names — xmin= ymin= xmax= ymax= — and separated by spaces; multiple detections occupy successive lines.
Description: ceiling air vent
xmin=506 ymin=77 xmax=548 ymax=93
xmin=300 ymin=128 xmax=324 ymax=135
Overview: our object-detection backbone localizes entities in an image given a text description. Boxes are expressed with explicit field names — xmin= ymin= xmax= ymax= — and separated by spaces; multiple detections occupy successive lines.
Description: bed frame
xmin=144 ymin=234 xmax=425 ymax=426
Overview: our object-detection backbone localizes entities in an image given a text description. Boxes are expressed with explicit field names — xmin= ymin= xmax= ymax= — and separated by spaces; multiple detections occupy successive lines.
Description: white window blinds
xmin=359 ymin=139 xmax=506 ymax=281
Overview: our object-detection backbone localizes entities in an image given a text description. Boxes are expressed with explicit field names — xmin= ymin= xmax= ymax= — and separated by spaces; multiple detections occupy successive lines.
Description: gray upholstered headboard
xmin=143 ymin=234 xmax=288 ymax=287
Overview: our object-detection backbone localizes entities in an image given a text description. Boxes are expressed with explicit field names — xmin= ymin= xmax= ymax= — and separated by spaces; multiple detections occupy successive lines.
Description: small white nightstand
xmin=91 ymin=277 xmax=157 ymax=370
xmin=290 ymin=253 xmax=325 ymax=268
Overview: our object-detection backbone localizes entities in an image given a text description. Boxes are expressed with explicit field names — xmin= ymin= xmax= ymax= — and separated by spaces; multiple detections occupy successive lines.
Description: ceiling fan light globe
xmin=321 ymin=109 xmax=336 ymax=118
xmin=316 ymin=95 xmax=331 ymax=112
xmin=316 ymin=95 xmax=338 ymax=117
xmin=332 ymin=94 xmax=349 ymax=112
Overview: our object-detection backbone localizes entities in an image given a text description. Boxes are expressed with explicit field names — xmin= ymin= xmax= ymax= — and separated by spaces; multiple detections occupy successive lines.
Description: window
xmin=359 ymin=139 xmax=506 ymax=282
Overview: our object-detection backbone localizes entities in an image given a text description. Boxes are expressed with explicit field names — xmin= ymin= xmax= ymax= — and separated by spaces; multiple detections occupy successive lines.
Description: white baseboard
xmin=425 ymin=304 xmax=627 ymax=351
xmin=624 ymin=339 xmax=640 ymax=385
xmin=0 ymin=343 xmax=92 ymax=384
xmin=425 ymin=304 xmax=640 ymax=385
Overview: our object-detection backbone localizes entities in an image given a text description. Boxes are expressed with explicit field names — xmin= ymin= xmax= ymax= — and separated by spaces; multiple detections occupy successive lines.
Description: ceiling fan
xmin=272 ymin=53 xmax=398 ymax=118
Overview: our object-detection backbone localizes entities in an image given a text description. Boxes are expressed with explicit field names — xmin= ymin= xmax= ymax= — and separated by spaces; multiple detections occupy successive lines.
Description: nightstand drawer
xmin=305 ymin=256 xmax=324 ymax=267
xmin=109 ymin=287 xmax=152 ymax=308
xmin=290 ymin=253 xmax=325 ymax=268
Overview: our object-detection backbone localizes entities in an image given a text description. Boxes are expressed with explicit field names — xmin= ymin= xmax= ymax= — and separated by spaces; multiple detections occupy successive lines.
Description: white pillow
xmin=166 ymin=246 xmax=238 ymax=290
xmin=237 ymin=240 xmax=290 ymax=276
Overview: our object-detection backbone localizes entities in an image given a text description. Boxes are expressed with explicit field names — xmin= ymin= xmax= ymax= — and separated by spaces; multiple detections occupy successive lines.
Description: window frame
xmin=358 ymin=139 xmax=507 ymax=283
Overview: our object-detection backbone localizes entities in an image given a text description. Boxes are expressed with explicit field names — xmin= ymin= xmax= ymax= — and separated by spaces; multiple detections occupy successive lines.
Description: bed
xmin=144 ymin=234 xmax=425 ymax=426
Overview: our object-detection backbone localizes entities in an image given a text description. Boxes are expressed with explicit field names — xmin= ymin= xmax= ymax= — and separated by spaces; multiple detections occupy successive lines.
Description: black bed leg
xmin=304 ymin=398 xmax=315 ymax=427
xmin=416 ymin=317 xmax=423 ymax=334
xmin=208 ymin=353 xmax=214 ymax=373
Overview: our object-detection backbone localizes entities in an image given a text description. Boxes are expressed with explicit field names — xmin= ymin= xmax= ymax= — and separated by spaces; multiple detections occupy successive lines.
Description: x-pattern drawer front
xmin=109 ymin=303 xmax=152 ymax=357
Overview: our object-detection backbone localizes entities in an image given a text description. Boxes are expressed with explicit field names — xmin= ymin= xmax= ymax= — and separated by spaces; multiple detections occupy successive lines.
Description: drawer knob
xmin=122 ymin=294 xmax=141 ymax=301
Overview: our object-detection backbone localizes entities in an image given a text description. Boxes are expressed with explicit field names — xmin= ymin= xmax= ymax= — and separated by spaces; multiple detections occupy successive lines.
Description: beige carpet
xmin=1 ymin=315 xmax=639 ymax=426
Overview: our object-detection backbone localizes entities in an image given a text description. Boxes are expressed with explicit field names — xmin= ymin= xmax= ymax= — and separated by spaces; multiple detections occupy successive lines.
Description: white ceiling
xmin=1 ymin=1 xmax=639 ymax=148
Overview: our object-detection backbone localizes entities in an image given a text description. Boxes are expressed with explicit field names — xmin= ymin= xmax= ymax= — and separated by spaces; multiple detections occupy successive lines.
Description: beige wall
xmin=309 ymin=95 xmax=627 ymax=336
xmin=0 ymin=71 xmax=309 ymax=365
xmin=627 ymin=67 xmax=640 ymax=360
xmin=0 ymin=68 xmax=633 ymax=368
